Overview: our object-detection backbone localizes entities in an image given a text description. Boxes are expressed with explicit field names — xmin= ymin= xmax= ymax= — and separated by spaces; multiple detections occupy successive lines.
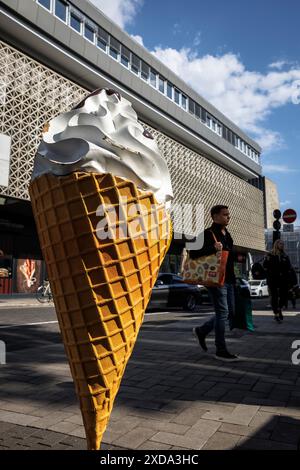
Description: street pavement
xmin=0 ymin=298 xmax=300 ymax=450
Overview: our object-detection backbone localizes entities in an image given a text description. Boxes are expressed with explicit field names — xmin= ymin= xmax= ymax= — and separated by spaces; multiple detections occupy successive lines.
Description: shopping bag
xmin=231 ymin=284 xmax=254 ymax=331
xmin=181 ymin=232 xmax=229 ymax=288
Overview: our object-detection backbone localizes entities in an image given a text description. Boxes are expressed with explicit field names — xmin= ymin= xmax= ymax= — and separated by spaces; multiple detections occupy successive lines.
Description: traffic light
xmin=273 ymin=209 xmax=281 ymax=243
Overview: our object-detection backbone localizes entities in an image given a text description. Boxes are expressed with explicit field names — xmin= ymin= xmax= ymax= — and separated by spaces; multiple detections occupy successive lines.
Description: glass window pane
xmin=85 ymin=24 xmax=94 ymax=42
xmin=38 ymin=0 xmax=51 ymax=9
xmin=195 ymin=103 xmax=201 ymax=119
xmin=189 ymin=99 xmax=195 ymax=114
xmin=97 ymin=37 xmax=107 ymax=51
xmin=121 ymin=46 xmax=130 ymax=67
xmin=98 ymin=27 xmax=108 ymax=42
xmin=182 ymin=95 xmax=187 ymax=109
xmin=71 ymin=14 xmax=81 ymax=33
xmin=109 ymin=37 xmax=120 ymax=59
xmin=174 ymin=88 xmax=180 ymax=104
xmin=206 ymin=114 xmax=211 ymax=127
xmin=150 ymin=69 xmax=157 ymax=87
xmin=141 ymin=62 xmax=149 ymax=80
xmin=55 ymin=0 xmax=67 ymax=22
xmin=159 ymin=76 xmax=165 ymax=93
xmin=167 ymin=82 xmax=172 ymax=98
xmin=131 ymin=54 xmax=140 ymax=74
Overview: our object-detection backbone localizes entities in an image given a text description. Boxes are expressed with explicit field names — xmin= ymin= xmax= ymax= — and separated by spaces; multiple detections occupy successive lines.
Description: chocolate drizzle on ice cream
xmin=32 ymin=88 xmax=173 ymax=205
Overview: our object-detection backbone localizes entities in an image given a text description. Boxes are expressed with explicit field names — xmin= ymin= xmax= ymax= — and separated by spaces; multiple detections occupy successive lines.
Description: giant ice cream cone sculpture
xmin=29 ymin=89 xmax=173 ymax=450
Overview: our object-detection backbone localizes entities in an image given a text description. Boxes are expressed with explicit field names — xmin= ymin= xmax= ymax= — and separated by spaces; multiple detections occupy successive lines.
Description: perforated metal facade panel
xmin=0 ymin=41 xmax=265 ymax=251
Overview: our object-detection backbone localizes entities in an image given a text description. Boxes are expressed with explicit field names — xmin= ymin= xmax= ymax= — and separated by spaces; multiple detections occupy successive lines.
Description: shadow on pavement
xmin=0 ymin=307 xmax=299 ymax=449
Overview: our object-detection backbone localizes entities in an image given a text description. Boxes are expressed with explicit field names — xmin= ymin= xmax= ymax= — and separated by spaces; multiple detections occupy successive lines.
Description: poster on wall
xmin=16 ymin=259 xmax=41 ymax=293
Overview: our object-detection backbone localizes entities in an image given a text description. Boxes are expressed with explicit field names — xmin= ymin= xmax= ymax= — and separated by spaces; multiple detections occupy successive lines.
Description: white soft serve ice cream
xmin=32 ymin=88 xmax=173 ymax=205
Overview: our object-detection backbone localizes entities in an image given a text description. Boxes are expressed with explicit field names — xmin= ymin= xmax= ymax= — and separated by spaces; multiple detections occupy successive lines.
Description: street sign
xmin=273 ymin=220 xmax=281 ymax=231
xmin=282 ymin=208 xmax=297 ymax=224
xmin=273 ymin=209 xmax=281 ymax=219
xmin=283 ymin=224 xmax=294 ymax=232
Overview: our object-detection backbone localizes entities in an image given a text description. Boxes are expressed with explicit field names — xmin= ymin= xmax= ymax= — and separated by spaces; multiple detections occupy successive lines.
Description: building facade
xmin=264 ymin=178 xmax=280 ymax=229
xmin=0 ymin=0 xmax=265 ymax=294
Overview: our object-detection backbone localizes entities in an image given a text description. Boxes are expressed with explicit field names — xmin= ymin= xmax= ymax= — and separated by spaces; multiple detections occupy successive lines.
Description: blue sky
xmin=92 ymin=0 xmax=300 ymax=224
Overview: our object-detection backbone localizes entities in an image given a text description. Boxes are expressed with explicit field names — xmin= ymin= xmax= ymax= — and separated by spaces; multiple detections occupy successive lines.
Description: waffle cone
xmin=29 ymin=172 xmax=172 ymax=450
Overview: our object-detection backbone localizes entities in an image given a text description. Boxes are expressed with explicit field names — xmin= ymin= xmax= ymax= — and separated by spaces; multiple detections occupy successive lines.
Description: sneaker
xmin=278 ymin=310 xmax=283 ymax=321
xmin=193 ymin=327 xmax=208 ymax=352
xmin=274 ymin=314 xmax=281 ymax=323
xmin=215 ymin=350 xmax=239 ymax=361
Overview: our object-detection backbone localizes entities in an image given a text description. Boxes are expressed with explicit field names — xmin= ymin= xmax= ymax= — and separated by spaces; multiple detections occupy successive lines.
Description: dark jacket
xmin=189 ymin=222 xmax=236 ymax=284
xmin=263 ymin=252 xmax=295 ymax=287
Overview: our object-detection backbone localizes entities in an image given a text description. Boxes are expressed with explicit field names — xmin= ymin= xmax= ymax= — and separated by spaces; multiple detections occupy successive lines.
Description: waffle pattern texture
xmin=29 ymin=172 xmax=172 ymax=450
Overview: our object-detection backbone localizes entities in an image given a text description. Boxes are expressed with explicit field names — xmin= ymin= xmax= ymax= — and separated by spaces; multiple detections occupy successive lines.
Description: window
xmin=109 ymin=37 xmax=120 ymax=60
xmin=38 ymin=0 xmax=51 ymax=9
xmin=70 ymin=13 xmax=81 ymax=33
xmin=181 ymin=95 xmax=187 ymax=110
xmin=217 ymin=123 xmax=222 ymax=136
xmin=150 ymin=69 xmax=157 ymax=87
xmin=141 ymin=62 xmax=149 ymax=80
xmin=212 ymin=120 xmax=216 ymax=132
xmin=85 ymin=24 xmax=94 ymax=42
xmin=189 ymin=99 xmax=195 ymax=115
xmin=55 ymin=0 xmax=67 ymax=22
xmin=131 ymin=54 xmax=140 ymax=74
xmin=195 ymin=103 xmax=201 ymax=119
xmin=97 ymin=27 xmax=108 ymax=51
xmin=206 ymin=114 xmax=212 ymax=128
xmin=201 ymin=107 xmax=206 ymax=123
xmin=174 ymin=88 xmax=180 ymax=105
xmin=121 ymin=46 xmax=130 ymax=67
xmin=159 ymin=76 xmax=165 ymax=93
xmin=167 ymin=82 xmax=173 ymax=99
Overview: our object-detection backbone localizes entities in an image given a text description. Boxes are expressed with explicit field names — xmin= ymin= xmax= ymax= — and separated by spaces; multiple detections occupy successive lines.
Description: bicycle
xmin=36 ymin=280 xmax=53 ymax=303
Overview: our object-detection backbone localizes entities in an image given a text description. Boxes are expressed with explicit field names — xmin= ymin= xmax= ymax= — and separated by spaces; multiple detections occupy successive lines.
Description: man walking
xmin=190 ymin=205 xmax=238 ymax=361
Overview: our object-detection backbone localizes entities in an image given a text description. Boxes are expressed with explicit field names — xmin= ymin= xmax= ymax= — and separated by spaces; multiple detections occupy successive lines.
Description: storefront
xmin=0 ymin=196 xmax=46 ymax=296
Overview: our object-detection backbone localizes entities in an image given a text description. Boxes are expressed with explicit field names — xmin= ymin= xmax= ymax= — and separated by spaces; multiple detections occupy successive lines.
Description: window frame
xmin=141 ymin=61 xmax=149 ymax=81
xmin=37 ymin=0 xmax=52 ymax=11
xmin=121 ymin=46 xmax=130 ymax=68
xmin=54 ymin=0 xmax=68 ymax=23
xmin=131 ymin=53 xmax=140 ymax=75
xmin=97 ymin=27 xmax=109 ymax=52
xmin=70 ymin=12 xmax=82 ymax=34
xmin=109 ymin=36 xmax=120 ymax=60
xmin=84 ymin=23 xmax=95 ymax=43
xmin=174 ymin=88 xmax=180 ymax=105
xmin=150 ymin=69 xmax=157 ymax=88
xmin=167 ymin=81 xmax=173 ymax=99
xmin=158 ymin=75 xmax=165 ymax=94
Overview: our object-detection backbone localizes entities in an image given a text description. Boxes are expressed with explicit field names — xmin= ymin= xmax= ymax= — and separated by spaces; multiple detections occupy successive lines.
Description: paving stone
xmin=150 ymin=431 xmax=207 ymax=450
xmin=113 ymin=427 xmax=158 ymax=449
xmin=202 ymin=431 xmax=241 ymax=450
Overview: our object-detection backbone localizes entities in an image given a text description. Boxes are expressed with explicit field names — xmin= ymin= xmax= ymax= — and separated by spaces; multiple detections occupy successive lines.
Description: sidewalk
xmin=0 ymin=297 xmax=51 ymax=308
xmin=0 ymin=306 xmax=300 ymax=450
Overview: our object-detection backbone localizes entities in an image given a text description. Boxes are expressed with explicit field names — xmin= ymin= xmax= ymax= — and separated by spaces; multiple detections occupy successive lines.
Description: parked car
xmin=249 ymin=279 xmax=269 ymax=297
xmin=147 ymin=273 xmax=208 ymax=311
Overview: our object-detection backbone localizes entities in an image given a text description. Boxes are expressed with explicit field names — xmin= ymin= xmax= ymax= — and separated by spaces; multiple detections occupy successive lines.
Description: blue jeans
xmin=200 ymin=283 xmax=235 ymax=352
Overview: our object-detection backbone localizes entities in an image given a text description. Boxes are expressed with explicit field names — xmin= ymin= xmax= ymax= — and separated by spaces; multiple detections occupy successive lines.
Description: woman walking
xmin=263 ymin=240 xmax=295 ymax=323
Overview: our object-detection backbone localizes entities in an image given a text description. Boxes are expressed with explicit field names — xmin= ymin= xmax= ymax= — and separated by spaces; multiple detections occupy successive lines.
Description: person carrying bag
xmin=186 ymin=205 xmax=239 ymax=362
